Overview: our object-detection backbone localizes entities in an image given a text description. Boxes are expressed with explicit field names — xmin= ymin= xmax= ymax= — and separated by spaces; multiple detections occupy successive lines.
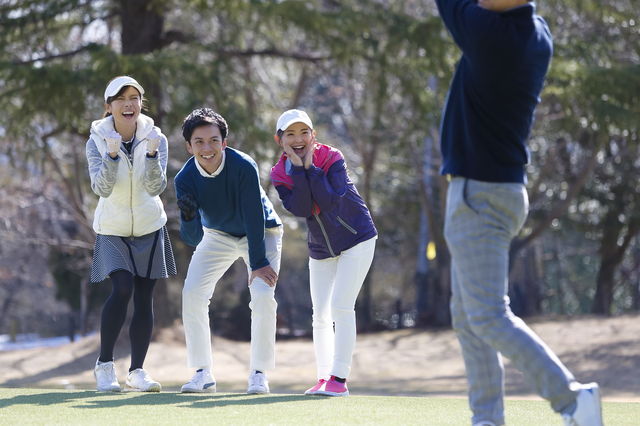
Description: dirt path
xmin=1 ymin=314 xmax=639 ymax=402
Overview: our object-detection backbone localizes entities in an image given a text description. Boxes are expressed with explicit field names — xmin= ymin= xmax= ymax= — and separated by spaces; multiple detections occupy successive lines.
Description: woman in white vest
xmin=86 ymin=76 xmax=176 ymax=392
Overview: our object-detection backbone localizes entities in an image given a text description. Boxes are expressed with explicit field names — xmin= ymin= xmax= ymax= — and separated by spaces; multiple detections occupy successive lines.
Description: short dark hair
xmin=182 ymin=108 xmax=229 ymax=143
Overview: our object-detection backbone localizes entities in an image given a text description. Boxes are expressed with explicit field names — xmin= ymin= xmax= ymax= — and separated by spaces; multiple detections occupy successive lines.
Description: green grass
xmin=0 ymin=388 xmax=637 ymax=425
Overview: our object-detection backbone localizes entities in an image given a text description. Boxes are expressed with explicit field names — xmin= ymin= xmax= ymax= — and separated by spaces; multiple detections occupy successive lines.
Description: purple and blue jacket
xmin=270 ymin=143 xmax=377 ymax=260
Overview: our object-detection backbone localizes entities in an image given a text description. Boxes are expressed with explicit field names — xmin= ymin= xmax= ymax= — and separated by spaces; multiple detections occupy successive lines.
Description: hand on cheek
xmin=284 ymin=145 xmax=304 ymax=167
xmin=304 ymin=141 xmax=316 ymax=169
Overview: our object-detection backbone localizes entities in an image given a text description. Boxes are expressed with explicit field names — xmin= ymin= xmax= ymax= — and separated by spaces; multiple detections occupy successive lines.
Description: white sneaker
xmin=125 ymin=368 xmax=161 ymax=392
xmin=562 ymin=383 xmax=603 ymax=426
xmin=94 ymin=358 xmax=121 ymax=392
xmin=181 ymin=369 xmax=216 ymax=393
xmin=247 ymin=370 xmax=270 ymax=395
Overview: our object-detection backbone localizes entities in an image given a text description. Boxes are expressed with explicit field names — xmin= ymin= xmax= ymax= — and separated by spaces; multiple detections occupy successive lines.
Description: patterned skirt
xmin=91 ymin=226 xmax=177 ymax=283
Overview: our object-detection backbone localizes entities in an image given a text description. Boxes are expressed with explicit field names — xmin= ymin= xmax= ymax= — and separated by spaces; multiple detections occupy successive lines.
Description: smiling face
xmin=276 ymin=121 xmax=315 ymax=161
xmin=105 ymin=86 xmax=142 ymax=136
xmin=187 ymin=123 xmax=227 ymax=174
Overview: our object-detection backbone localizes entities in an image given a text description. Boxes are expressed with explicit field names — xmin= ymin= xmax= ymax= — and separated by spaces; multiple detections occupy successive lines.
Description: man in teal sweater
xmin=435 ymin=1 xmax=602 ymax=425
xmin=174 ymin=108 xmax=282 ymax=395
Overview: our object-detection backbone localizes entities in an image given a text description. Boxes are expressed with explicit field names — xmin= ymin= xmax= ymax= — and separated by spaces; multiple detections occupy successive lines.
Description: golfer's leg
xmin=451 ymin=261 xmax=505 ymax=425
xmin=244 ymin=227 xmax=282 ymax=372
xmin=309 ymin=257 xmax=337 ymax=380
xmin=446 ymin=179 xmax=577 ymax=413
xmin=331 ymin=237 xmax=376 ymax=379
xmin=183 ymin=231 xmax=236 ymax=368
xmin=129 ymin=276 xmax=157 ymax=370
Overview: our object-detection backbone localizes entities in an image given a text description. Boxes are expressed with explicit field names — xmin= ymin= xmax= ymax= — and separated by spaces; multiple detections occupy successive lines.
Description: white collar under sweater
xmin=194 ymin=150 xmax=226 ymax=178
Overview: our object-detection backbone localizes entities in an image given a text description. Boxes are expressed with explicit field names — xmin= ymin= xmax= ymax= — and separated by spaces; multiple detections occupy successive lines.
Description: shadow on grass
xmin=1 ymin=352 xmax=98 ymax=387
xmin=0 ymin=391 xmax=318 ymax=410
xmin=1 ymin=340 xmax=130 ymax=387
xmin=0 ymin=391 xmax=101 ymax=408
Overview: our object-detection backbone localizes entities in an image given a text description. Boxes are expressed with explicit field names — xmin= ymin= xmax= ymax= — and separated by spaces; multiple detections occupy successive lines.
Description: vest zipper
xmin=126 ymin=154 xmax=134 ymax=240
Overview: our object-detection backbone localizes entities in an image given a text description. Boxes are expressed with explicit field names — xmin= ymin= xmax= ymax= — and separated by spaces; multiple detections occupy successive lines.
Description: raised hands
xmin=304 ymin=138 xmax=317 ymax=169
xmin=283 ymin=144 xmax=303 ymax=167
xmin=283 ymin=134 xmax=317 ymax=169
xmin=105 ymin=129 xmax=122 ymax=158
xmin=146 ymin=128 xmax=161 ymax=155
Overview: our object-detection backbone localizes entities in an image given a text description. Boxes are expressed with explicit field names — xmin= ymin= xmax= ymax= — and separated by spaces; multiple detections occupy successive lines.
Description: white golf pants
xmin=182 ymin=226 xmax=282 ymax=372
xmin=309 ymin=237 xmax=376 ymax=380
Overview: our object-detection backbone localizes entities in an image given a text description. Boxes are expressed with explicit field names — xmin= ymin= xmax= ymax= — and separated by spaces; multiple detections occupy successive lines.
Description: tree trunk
xmin=592 ymin=213 xmax=640 ymax=314
xmin=591 ymin=214 xmax=619 ymax=315
xmin=119 ymin=0 xmax=165 ymax=55
xmin=415 ymin=135 xmax=434 ymax=323
xmin=80 ymin=278 xmax=88 ymax=336
xmin=631 ymin=247 xmax=640 ymax=312
xmin=633 ymin=274 xmax=640 ymax=312
xmin=355 ymin=151 xmax=377 ymax=331
xmin=410 ymin=137 xmax=452 ymax=327
xmin=592 ymin=256 xmax=617 ymax=315
xmin=434 ymin=244 xmax=452 ymax=326
xmin=509 ymin=241 xmax=543 ymax=317
xmin=0 ymin=278 xmax=17 ymax=334
xmin=118 ymin=0 xmax=165 ymax=125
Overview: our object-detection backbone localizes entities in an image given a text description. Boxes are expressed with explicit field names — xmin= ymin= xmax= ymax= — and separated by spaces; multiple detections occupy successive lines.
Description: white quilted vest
xmin=90 ymin=115 xmax=167 ymax=237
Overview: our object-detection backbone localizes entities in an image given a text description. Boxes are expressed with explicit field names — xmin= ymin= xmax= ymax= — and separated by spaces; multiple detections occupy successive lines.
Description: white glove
xmin=146 ymin=128 xmax=161 ymax=154
xmin=105 ymin=129 xmax=122 ymax=155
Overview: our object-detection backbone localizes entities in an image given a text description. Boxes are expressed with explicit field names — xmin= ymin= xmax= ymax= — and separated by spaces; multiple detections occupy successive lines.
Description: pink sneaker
xmin=315 ymin=376 xmax=349 ymax=397
xmin=304 ymin=379 xmax=327 ymax=395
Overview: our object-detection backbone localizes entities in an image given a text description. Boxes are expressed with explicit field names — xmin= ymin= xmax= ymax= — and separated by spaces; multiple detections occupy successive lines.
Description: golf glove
xmin=146 ymin=128 xmax=161 ymax=154
xmin=105 ymin=130 xmax=122 ymax=154
xmin=177 ymin=194 xmax=199 ymax=221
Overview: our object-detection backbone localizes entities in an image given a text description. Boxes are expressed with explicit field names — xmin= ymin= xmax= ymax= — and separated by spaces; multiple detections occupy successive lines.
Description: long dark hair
xmin=102 ymin=85 xmax=146 ymax=118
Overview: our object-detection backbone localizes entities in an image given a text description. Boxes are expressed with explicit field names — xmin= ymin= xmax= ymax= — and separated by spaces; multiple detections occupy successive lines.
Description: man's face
xmin=187 ymin=123 xmax=226 ymax=174
xmin=477 ymin=0 xmax=527 ymax=12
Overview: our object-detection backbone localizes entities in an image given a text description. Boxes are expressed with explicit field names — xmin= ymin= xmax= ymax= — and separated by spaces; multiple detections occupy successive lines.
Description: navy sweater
xmin=174 ymin=148 xmax=281 ymax=270
xmin=435 ymin=0 xmax=553 ymax=183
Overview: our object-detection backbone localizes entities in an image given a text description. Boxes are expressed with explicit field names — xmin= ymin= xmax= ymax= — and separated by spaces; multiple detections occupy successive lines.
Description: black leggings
xmin=98 ymin=270 xmax=157 ymax=371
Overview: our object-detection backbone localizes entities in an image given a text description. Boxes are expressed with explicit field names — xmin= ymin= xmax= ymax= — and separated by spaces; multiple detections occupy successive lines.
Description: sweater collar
xmin=194 ymin=150 xmax=226 ymax=178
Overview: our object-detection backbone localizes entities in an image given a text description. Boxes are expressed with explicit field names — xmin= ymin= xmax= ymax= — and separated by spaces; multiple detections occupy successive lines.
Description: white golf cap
xmin=104 ymin=76 xmax=145 ymax=101
xmin=276 ymin=109 xmax=313 ymax=133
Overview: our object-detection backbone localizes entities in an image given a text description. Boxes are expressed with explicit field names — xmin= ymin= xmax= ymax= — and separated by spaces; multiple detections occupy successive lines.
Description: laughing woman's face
xmin=105 ymin=85 xmax=142 ymax=135
xmin=278 ymin=122 xmax=315 ymax=163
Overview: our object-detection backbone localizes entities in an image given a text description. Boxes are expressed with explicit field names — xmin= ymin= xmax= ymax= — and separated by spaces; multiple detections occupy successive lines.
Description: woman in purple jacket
xmin=271 ymin=109 xmax=377 ymax=397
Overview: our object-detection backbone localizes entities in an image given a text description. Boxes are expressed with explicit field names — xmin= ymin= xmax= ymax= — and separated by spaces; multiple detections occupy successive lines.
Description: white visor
xmin=104 ymin=76 xmax=145 ymax=102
